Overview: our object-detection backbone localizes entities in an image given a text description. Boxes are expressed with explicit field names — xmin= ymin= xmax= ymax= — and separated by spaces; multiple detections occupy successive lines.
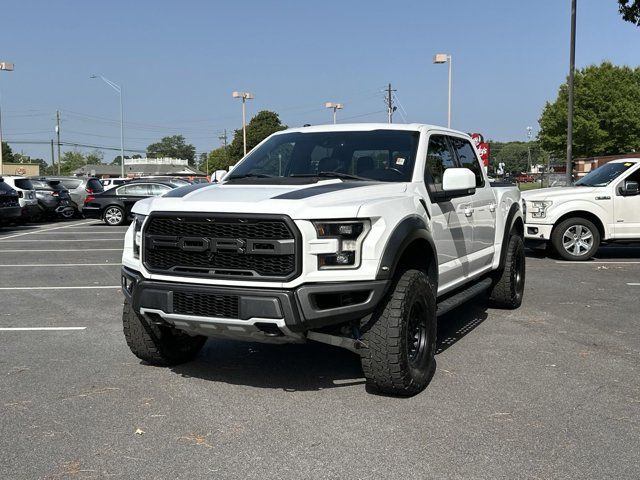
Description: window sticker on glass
xmin=395 ymin=157 xmax=406 ymax=166
xmin=624 ymin=162 xmax=633 ymax=167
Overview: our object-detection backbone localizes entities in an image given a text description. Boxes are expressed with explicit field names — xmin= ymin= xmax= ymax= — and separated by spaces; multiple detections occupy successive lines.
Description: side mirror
xmin=435 ymin=168 xmax=477 ymax=200
xmin=621 ymin=180 xmax=639 ymax=196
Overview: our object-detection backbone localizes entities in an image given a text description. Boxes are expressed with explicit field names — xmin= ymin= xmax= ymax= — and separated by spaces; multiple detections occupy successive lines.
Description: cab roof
xmin=279 ymin=122 xmax=468 ymax=136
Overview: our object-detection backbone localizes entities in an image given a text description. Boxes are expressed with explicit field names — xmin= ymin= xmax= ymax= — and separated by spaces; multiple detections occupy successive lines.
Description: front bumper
xmin=524 ymin=223 xmax=553 ymax=241
xmin=121 ymin=267 xmax=388 ymax=338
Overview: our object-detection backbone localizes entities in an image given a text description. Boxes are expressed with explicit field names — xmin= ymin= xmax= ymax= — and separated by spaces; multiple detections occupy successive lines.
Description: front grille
xmin=143 ymin=214 xmax=300 ymax=281
xmin=173 ymin=291 xmax=239 ymax=318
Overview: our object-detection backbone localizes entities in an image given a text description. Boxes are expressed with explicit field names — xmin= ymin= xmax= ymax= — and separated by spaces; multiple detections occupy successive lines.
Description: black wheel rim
xmin=407 ymin=301 xmax=428 ymax=366
xmin=512 ymin=247 xmax=525 ymax=299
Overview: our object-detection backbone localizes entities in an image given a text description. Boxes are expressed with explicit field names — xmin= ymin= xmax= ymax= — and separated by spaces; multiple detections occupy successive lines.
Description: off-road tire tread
xmin=122 ymin=300 xmax=206 ymax=366
xmin=360 ymin=269 xmax=436 ymax=396
xmin=489 ymin=234 xmax=525 ymax=309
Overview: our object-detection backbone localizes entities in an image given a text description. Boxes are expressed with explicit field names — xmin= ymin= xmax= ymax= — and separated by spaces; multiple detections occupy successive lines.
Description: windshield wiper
xmin=290 ymin=171 xmax=369 ymax=181
xmin=225 ymin=173 xmax=275 ymax=180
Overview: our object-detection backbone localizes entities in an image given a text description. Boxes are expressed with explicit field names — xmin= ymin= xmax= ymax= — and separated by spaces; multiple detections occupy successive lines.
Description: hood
xmin=133 ymin=180 xmax=408 ymax=219
xmin=521 ymin=186 xmax=598 ymax=201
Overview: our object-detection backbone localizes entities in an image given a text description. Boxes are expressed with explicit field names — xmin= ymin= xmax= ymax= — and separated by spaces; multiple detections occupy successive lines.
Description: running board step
xmin=436 ymin=278 xmax=493 ymax=317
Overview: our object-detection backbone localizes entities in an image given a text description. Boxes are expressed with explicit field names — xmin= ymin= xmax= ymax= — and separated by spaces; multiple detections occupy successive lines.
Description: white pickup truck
xmin=522 ymin=158 xmax=640 ymax=260
xmin=120 ymin=123 xmax=525 ymax=396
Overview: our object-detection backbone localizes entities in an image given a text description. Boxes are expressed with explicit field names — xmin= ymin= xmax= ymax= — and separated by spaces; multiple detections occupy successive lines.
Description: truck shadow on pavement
xmin=169 ymin=300 xmax=490 ymax=392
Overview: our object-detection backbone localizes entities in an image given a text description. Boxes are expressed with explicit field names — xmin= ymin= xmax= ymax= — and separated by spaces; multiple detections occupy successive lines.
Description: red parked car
xmin=515 ymin=174 xmax=534 ymax=183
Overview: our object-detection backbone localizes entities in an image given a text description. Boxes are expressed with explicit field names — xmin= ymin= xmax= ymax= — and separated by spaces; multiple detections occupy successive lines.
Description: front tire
xmin=489 ymin=234 xmax=526 ymax=309
xmin=359 ymin=269 xmax=436 ymax=397
xmin=551 ymin=217 xmax=600 ymax=261
xmin=122 ymin=300 xmax=206 ymax=366
xmin=103 ymin=205 xmax=125 ymax=226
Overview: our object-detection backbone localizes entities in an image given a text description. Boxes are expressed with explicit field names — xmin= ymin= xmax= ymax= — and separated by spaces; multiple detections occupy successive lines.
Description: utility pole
xmin=218 ymin=129 xmax=228 ymax=167
xmin=566 ymin=0 xmax=577 ymax=185
xmin=56 ymin=110 xmax=61 ymax=175
xmin=50 ymin=140 xmax=55 ymax=172
xmin=385 ymin=83 xmax=397 ymax=123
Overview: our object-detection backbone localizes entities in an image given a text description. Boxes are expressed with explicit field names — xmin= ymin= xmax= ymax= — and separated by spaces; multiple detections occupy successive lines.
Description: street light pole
xmin=0 ymin=61 xmax=15 ymax=175
xmin=566 ymin=0 xmax=577 ymax=185
xmin=91 ymin=75 xmax=125 ymax=178
xmin=324 ymin=102 xmax=343 ymax=124
xmin=433 ymin=54 xmax=452 ymax=128
xmin=232 ymin=91 xmax=254 ymax=156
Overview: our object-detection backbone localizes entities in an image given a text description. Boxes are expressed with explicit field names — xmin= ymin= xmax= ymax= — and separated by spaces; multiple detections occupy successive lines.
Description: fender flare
xmin=375 ymin=215 xmax=438 ymax=285
xmin=498 ymin=202 xmax=523 ymax=270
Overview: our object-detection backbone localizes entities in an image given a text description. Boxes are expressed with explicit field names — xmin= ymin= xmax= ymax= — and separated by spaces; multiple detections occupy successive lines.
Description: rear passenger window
xmin=424 ymin=135 xmax=457 ymax=192
xmin=61 ymin=179 xmax=82 ymax=189
xmin=450 ymin=137 xmax=484 ymax=187
xmin=87 ymin=179 xmax=104 ymax=193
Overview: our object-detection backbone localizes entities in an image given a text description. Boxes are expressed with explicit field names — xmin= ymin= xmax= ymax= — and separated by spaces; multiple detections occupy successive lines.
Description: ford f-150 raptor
xmin=120 ymin=123 xmax=525 ymax=396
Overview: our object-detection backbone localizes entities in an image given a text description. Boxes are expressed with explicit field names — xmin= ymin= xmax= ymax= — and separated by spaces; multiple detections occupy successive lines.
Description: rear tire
xmin=104 ymin=205 xmax=125 ymax=226
xmin=359 ymin=269 xmax=436 ymax=397
xmin=551 ymin=217 xmax=600 ymax=261
xmin=489 ymin=234 xmax=526 ymax=309
xmin=122 ymin=300 xmax=206 ymax=366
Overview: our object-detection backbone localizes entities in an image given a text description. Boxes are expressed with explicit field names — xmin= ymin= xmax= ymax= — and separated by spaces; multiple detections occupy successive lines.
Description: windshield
xmin=575 ymin=162 xmax=635 ymax=187
xmin=227 ymin=130 xmax=420 ymax=183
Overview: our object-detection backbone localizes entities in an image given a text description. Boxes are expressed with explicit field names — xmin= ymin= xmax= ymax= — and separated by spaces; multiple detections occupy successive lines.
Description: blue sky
xmin=1 ymin=0 xmax=639 ymax=163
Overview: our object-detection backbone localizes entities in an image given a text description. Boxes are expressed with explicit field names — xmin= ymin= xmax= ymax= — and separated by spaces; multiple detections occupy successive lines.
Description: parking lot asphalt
xmin=1 ymin=219 xmax=638 ymax=479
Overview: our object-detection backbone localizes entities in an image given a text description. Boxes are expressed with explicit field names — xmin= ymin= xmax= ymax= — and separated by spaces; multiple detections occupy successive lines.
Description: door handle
xmin=489 ymin=202 xmax=496 ymax=212
xmin=464 ymin=207 xmax=474 ymax=217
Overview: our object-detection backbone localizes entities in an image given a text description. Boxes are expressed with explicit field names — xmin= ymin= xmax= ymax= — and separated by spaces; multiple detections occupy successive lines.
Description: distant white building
xmin=123 ymin=157 xmax=189 ymax=166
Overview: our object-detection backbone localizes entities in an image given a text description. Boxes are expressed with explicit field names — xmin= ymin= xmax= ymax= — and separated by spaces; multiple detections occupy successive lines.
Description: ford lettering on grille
xmin=142 ymin=214 xmax=300 ymax=281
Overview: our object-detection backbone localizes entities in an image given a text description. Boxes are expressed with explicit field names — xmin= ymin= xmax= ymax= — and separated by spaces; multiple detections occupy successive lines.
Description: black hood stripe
xmin=272 ymin=182 xmax=379 ymax=200
xmin=163 ymin=182 xmax=212 ymax=198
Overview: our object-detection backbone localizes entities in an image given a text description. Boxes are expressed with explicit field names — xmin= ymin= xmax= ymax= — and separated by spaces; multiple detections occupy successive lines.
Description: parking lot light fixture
xmin=232 ymin=91 xmax=254 ymax=156
xmin=324 ymin=102 xmax=344 ymax=124
xmin=91 ymin=74 xmax=125 ymax=178
xmin=0 ymin=61 xmax=15 ymax=175
xmin=433 ymin=53 xmax=452 ymax=128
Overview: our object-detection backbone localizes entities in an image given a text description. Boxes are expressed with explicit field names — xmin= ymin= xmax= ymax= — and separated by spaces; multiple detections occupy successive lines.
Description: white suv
xmin=1 ymin=176 xmax=39 ymax=222
xmin=120 ymin=124 xmax=525 ymax=396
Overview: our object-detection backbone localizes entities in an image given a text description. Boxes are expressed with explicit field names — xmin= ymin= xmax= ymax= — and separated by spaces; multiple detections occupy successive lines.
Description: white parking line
xmin=627 ymin=283 xmax=640 ymax=286
xmin=0 ymin=327 xmax=87 ymax=331
xmin=0 ymin=285 xmax=120 ymax=290
xmin=0 ymin=249 xmax=122 ymax=252
xmin=0 ymin=220 xmax=95 ymax=240
xmin=0 ymin=263 xmax=121 ymax=267
xmin=555 ymin=261 xmax=640 ymax=265
xmin=0 ymin=239 xmax=123 ymax=243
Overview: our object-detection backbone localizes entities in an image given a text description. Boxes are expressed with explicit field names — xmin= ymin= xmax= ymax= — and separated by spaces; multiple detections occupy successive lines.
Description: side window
xmin=424 ymin=134 xmax=457 ymax=192
xmin=120 ymin=184 xmax=150 ymax=196
xmin=624 ymin=167 xmax=640 ymax=184
xmin=147 ymin=184 xmax=171 ymax=196
xmin=450 ymin=137 xmax=485 ymax=187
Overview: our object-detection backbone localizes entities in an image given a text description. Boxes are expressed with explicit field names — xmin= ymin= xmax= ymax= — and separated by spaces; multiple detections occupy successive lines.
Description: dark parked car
xmin=30 ymin=179 xmax=75 ymax=219
xmin=83 ymin=180 xmax=179 ymax=226
xmin=0 ymin=177 xmax=21 ymax=227
xmin=44 ymin=176 xmax=104 ymax=213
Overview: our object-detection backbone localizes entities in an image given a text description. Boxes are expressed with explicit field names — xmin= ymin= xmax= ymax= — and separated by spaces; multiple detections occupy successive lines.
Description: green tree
xmin=58 ymin=150 xmax=102 ymax=175
xmin=202 ymin=147 xmax=233 ymax=174
xmin=619 ymin=0 xmax=640 ymax=25
xmin=539 ymin=62 xmax=640 ymax=158
xmin=1 ymin=142 xmax=14 ymax=163
xmin=147 ymin=135 xmax=196 ymax=165
xmin=228 ymin=111 xmax=286 ymax=162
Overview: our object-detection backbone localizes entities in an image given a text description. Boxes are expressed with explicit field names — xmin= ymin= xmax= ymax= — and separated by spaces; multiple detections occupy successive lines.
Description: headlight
xmin=529 ymin=200 xmax=552 ymax=218
xmin=313 ymin=219 xmax=370 ymax=269
xmin=133 ymin=214 xmax=146 ymax=258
